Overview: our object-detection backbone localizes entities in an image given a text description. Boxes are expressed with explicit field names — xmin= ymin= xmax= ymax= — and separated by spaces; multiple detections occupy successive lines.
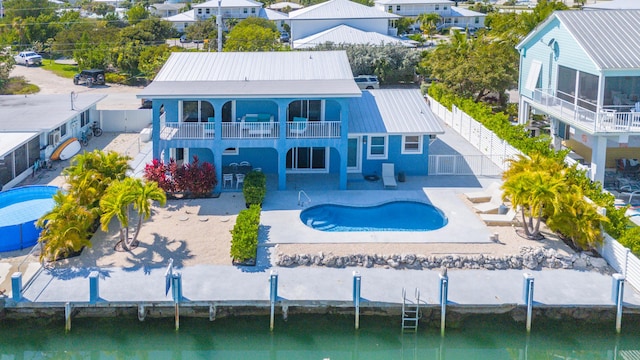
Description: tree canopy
xmin=223 ymin=17 xmax=281 ymax=52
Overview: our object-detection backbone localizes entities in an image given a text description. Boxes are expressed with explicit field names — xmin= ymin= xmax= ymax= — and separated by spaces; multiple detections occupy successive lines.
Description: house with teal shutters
xmin=137 ymin=50 xmax=444 ymax=192
xmin=516 ymin=10 xmax=640 ymax=185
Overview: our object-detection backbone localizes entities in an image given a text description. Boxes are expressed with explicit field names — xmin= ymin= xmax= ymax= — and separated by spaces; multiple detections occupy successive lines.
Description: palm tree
xmin=37 ymin=192 xmax=93 ymax=261
xmin=100 ymin=178 xmax=166 ymax=251
xmin=417 ymin=13 xmax=440 ymax=42
xmin=502 ymin=154 xmax=565 ymax=239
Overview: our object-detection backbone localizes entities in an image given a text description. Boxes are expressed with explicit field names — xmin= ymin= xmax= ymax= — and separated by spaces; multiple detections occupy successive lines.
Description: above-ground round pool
xmin=300 ymin=201 xmax=448 ymax=232
xmin=0 ymin=186 xmax=58 ymax=252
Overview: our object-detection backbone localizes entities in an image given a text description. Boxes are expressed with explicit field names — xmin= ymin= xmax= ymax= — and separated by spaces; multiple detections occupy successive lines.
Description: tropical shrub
xmin=230 ymin=205 xmax=261 ymax=262
xmin=144 ymin=156 xmax=217 ymax=197
xmin=242 ymin=170 xmax=267 ymax=207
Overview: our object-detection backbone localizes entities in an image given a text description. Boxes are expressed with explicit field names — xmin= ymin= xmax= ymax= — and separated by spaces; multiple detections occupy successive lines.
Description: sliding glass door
xmin=286 ymin=147 xmax=327 ymax=171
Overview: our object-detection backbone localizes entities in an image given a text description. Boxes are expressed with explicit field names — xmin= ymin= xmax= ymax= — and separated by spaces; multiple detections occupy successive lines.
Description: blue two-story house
xmin=137 ymin=50 xmax=444 ymax=191
xmin=516 ymin=10 xmax=640 ymax=185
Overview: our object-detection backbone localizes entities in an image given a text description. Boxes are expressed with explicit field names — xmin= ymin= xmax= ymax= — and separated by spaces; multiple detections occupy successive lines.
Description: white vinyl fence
xmin=600 ymin=234 xmax=640 ymax=291
xmin=428 ymin=154 xmax=504 ymax=176
xmin=100 ymin=109 xmax=152 ymax=133
xmin=427 ymin=95 xmax=522 ymax=173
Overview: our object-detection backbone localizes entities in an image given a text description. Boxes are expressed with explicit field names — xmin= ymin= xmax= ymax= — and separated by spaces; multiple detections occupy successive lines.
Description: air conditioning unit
xmin=48 ymin=130 xmax=61 ymax=145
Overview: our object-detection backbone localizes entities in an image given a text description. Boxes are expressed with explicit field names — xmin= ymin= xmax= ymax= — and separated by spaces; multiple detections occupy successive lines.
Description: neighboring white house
xmin=288 ymin=0 xmax=401 ymax=41
xmin=373 ymin=0 xmax=485 ymax=32
xmin=150 ymin=2 xmax=187 ymax=18
xmin=193 ymin=0 xmax=263 ymax=21
xmin=583 ymin=0 xmax=640 ymax=10
xmin=293 ymin=24 xmax=414 ymax=49
xmin=268 ymin=1 xmax=303 ymax=11
xmin=164 ymin=9 xmax=196 ymax=33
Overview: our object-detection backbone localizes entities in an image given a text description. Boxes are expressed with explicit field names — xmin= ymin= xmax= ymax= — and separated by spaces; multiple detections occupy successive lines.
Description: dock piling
xmin=353 ymin=271 xmax=361 ymax=330
xmin=523 ymin=273 xmax=535 ymax=333
xmin=171 ymin=273 xmax=182 ymax=330
xmin=269 ymin=271 xmax=278 ymax=331
xmin=612 ymin=273 xmax=625 ymax=334
xmin=64 ymin=302 xmax=72 ymax=332
xmin=439 ymin=271 xmax=448 ymax=337
xmin=11 ymin=272 xmax=22 ymax=302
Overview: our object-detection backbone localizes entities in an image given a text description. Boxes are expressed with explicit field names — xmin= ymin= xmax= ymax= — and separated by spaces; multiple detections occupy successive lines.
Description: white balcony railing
xmin=531 ymin=89 xmax=640 ymax=133
xmin=286 ymin=121 xmax=341 ymax=138
xmin=159 ymin=120 xmax=342 ymax=140
xmin=160 ymin=122 xmax=215 ymax=140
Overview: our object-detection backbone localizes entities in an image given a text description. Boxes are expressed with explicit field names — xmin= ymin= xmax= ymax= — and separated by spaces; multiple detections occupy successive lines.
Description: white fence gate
xmin=428 ymin=155 xmax=505 ymax=176
xmin=100 ymin=109 xmax=151 ymax=133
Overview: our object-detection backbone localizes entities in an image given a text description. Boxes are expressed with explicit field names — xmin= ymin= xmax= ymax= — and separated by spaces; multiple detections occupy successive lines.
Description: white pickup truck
xmin=14 ymin=51 xmax=42 ymax=66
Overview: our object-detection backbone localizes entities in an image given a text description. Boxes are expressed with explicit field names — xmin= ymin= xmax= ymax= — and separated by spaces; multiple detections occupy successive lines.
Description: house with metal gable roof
xmin=137 ymin=50 xmax=444 ymax=192
xmin=373 ymin=0 xmax=485 ymax=32
xmin=288 ymin=0 xmax=401 ymax=42
xmin=516 ymin=10 xmax=640 ymax=185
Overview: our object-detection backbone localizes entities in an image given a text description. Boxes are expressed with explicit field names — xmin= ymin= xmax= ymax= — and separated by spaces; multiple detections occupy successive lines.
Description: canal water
xmin=1 ymin=314 xmax=639 ymax=359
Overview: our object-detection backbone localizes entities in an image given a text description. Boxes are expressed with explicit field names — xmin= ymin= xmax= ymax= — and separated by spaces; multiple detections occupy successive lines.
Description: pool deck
xmin=3 ymin=128 xmax=640 ymax=329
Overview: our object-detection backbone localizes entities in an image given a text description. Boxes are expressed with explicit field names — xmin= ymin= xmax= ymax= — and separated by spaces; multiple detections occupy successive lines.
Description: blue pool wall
xmin=0 ymin=186 xmax=58 ymax=252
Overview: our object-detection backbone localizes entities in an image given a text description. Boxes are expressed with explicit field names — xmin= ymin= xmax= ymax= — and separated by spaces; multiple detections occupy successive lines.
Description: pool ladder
xmin=402 ymin=288 xmax=421 ymax=332
xmin=298 ymin=190 xmax=311 ymax=207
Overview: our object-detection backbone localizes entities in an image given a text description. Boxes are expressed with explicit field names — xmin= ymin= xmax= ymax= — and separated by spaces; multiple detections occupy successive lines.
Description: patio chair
xmin=223 ymin=173 xmax=234 ymax=188
xmin=239 ymin=161 xmax=251 ymax=167
xmin=480 ymin=208 xmax=518 ymax=226
xmin=382 ymin=163 xmax=397 ymax=189
xmin=289 ymin=117 xmax=308 ymax=136
xmin=472 ymin=189 xmax=505 ymax=214
xmin=464 ymin=182 xmax=501 ymax=203
xmin=236 ymin=173 xmax=245 ymax=189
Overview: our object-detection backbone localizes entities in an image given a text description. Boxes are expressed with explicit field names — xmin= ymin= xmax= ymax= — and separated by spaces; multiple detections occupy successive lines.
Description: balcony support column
xmin=590 ymin=135 xmax=607 ymax=184
xmin=518 ymin=98 xmax=529 ymax=125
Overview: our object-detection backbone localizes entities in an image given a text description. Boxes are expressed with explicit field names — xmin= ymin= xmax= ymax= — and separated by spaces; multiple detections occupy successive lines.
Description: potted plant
xmin=242 ymin=171 xmax=266 ymax=208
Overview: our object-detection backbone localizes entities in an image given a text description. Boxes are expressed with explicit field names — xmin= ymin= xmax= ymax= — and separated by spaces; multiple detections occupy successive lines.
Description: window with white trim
xmin=243 ymin=8 xmax=247 ymax=13
xmin=251 ymin=7 xmax=256 ymax=13
xmin=367 ymin=135 xmax=388 ymax=159
xmin=223 ymin=148 xmax=239 ymax=155
xmin=402 ymin=135 xmax=422 ymax=154
xmin=396 ymin=5 xmax=400 ymax=11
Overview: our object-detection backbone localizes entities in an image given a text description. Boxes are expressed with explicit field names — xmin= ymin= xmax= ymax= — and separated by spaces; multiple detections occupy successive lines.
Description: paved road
xmin=10 ymin=63 xmax=143 ymax=110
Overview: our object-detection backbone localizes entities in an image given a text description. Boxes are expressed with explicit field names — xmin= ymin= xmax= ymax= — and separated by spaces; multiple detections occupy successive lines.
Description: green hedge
xmin=230 ymin=205 xmax=261 ymax=262
xmin=243 ymin=171 xmax=267 ymax=206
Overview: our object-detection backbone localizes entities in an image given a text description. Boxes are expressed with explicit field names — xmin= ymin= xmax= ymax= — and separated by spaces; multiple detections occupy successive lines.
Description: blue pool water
xmin=300 ymin=201 xmax=447 ymax=232
xmin=0 ymin=185 xmax=58 ymax=252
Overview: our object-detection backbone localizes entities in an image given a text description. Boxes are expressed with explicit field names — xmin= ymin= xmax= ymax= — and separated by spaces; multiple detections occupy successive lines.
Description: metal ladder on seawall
xmin=401 ymin=288 xmax=420 ymax=332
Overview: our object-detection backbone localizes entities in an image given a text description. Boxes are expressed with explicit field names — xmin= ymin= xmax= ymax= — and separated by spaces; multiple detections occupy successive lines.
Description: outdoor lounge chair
xmin=472 ymin=189 xmax=504 ymax=214
xmin=289 ymin=116 xmax=308 ymax=136
xmin=464 ymin=182 xmax=501 ymax=203
xmin=382 ymin=163 xmax=397 ymax=189
xmin=479 ymin=208 xmax=518 ymax=226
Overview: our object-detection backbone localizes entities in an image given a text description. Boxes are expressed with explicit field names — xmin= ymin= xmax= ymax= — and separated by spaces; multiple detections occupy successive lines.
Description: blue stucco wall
xmin=222 ymin=148 xmax=279 ymax=173
xmin=236 ymin=100 xmax=278 ymax=118
xmin=325 ymin=100 xmax=341 ymax=121
xmin=189 ymin=148 xmax=214 ymax=163
xmin=360 ymin=135 xmax=429 ymax=176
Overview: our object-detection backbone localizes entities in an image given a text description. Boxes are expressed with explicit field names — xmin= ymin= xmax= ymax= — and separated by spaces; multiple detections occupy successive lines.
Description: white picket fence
xmin=600 ymin=234 xmax=640 ymax=291
xmin=428 ymin=154 xmax=504 ymax=176
xmin=428 ymin=95 xmax=640 ymax=290
xmin=427 ymin=95 xmax=522 ymax=172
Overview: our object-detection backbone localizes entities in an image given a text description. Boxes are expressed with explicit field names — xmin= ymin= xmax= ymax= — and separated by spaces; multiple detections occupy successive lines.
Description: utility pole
xmin=217 ymin=0 xmax=222 ymax=52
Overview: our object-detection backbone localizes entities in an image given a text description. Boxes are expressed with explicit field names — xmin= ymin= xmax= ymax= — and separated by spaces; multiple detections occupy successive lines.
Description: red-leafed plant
xmin=143 ymin=156 xmax=218 ymax=198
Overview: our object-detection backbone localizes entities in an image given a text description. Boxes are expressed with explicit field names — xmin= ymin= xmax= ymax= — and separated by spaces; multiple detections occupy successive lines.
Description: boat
xmin=50 ymin=137 xmax=81 ymax=161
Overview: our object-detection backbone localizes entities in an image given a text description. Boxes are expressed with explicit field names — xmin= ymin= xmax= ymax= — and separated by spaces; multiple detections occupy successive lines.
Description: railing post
xmin=353 ymin=271 xmax=361 ymax=330
xmin=523 ymin=273 xmax=535 ymax=333
xmin=11 ymin=272 xmax=22 ymax=302
xmin=89 ymin=271 xmax=99 ymax=304
xmin=612 ymin=273 xmax=625 ymax=334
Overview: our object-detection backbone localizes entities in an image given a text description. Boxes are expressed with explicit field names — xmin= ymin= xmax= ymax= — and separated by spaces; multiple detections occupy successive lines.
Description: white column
xmin=590 ymin=135 xmax=607 ymax=184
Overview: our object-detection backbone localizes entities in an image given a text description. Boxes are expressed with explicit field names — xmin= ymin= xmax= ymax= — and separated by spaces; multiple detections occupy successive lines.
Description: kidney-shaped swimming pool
xmin=300 ymin=201 xmax=448 ymax=232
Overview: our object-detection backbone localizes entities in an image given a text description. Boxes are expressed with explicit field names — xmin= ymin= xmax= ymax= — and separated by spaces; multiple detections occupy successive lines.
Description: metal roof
xmin=260 ymin=7 xmax=289 ymax=20
xmin=584 ymin=0 xmax=640 ymax=10
xmin=165 ymin=9 xmax=195 ymax=21
xmin=139 ymin=51 xmax=362 ymax=98
xmin=349 ymin=89 xmax=444 ymax=134
xmin=193 ymin=0 xmax=263 ymax=8
xmin=450 ymin=6 xmax=484 ymax=17
xmin=289 ymin=0 xmax=400 ymax=20
xmin=519 ymin=10 xmax=640 ymax=70
xmin=293 ymin=24 xmax=414 ymax=49
xmin=268 ymin=1 xmax=304 ymax=10
xmin=0 ymin=94 xmax=106 ymax=132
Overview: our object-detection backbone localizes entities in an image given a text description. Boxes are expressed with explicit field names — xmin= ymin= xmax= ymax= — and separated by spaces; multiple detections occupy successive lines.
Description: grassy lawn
xmin=0 ymin=77 xmax=39 ymax=95
xmin=41 ymin=60 xmax=78 ymax=79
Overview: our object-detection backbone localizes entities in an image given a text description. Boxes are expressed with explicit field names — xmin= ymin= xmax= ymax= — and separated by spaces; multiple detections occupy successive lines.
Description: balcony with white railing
xmin=158 ymin=119 xmax=342 ymax=141
xmin=160 ymin=122 xmax=215 ymax=140
xmin=530 ymin=89 xmax=640 ymax=134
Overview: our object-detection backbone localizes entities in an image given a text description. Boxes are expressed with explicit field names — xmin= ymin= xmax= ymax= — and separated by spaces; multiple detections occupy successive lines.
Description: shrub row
xmin=230 ymin=204 xmax=261 ymax=262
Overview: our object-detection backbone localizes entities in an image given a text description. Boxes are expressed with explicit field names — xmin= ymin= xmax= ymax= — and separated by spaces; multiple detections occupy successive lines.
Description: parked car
xmin=179 ymin=35 xmax=190 ymax=43
xmin=14 ymin=51 xmax=42 ymax=67
xmin=354 ymin=75 xmax=380 ymax=90
xmin=280 ymin=31 xmax=290 ymax=43
xmin=73 ymin=69 xmax=106 ymax=87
